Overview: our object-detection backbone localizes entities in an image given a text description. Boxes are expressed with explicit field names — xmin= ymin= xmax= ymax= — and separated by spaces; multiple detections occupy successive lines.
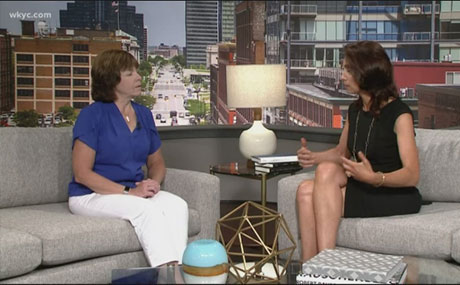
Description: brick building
xmin=0 ymin=29 xmax=14 ymax=114
xmin=417 ymin=84 xmax=460 ymax=129
xmin=235 ymin=1 xmax=265 ymax=65
xmin=14 ymin=36 xmax=120 ymax=114
xmin=210 ymin=42 xmax=236 ymax=124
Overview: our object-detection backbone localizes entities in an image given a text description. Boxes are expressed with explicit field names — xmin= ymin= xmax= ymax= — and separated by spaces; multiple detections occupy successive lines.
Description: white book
xmin=251 ymin=153 xmax=298 ymax=164
xmin=254 ymin=161 xmax=300 ymax=168
xmin=302 ymin=249 xmax=404 ymax=283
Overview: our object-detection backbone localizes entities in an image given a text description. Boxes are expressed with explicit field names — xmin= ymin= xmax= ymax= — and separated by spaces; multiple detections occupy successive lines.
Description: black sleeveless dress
xmin=343 ymin=99 xmax=422 ymax=218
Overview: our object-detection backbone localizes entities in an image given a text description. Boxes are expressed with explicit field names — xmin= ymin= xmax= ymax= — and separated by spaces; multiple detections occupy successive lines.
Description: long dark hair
xmin=344 ymin=41 xmax=398 ymax=116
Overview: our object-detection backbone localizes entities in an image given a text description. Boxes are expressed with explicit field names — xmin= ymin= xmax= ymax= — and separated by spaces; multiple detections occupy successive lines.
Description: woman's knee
xmin=315 ymin=162 xmax=344 ymax=183
xmin=296 ymin=180 xmax=314 ymax=203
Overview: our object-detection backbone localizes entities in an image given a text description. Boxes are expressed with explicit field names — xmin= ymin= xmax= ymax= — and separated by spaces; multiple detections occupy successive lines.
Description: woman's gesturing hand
xmin=341 ymin=151 xmax=376 ymax=184
xmin=297 ymin=137 xmax=315 ymax=168
xmin=130 ymin=179 xmax=161 ymax=198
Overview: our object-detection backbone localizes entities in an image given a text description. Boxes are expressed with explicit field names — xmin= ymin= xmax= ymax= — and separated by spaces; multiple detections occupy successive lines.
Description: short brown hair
xmin=91 ymin=49 xmax=139 ymax=102
xmin=344 ymin=41 xmax=398 ymax=116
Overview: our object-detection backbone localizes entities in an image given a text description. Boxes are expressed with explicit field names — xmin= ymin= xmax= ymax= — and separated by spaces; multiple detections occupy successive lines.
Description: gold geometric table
xmin=210 ymin=162 xmax=302 ymax=243
xmin=216 ymin=201 xmax=296 ymax=284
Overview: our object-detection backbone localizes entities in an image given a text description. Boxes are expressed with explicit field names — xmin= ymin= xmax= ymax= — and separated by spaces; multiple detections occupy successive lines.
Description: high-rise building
xmin=143 ymin=27 xmax=148 ymax=60
xmin=235 ymin=1 xmax=265 ymax=65
xmin=185 ymin=1 xmax=219 ymax=67
xmin=0 ymin=29 xmax=14 ymax=114
xmin=264 ymin=1 xmax=460 ymax=127
xmin=220 ymin=1 xmax=236 ymax=42
xmin=59 ymin=0 xmax=146 ymax=60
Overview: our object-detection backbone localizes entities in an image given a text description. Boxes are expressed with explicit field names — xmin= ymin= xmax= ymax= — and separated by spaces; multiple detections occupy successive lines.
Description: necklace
xmin=125 ymin=115 xmax=130 ymax=122
xmin=352 ymin=110 xmax=375 ymax=161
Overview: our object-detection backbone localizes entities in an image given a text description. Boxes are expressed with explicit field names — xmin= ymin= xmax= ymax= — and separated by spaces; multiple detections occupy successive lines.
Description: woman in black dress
xmin=296 ymin=41 xmax=421 ymax=262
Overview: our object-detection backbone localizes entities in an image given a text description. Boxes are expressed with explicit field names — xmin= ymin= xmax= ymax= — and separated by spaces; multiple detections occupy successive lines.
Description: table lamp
xmin=226 ymin=64 xmax=286 ymax=161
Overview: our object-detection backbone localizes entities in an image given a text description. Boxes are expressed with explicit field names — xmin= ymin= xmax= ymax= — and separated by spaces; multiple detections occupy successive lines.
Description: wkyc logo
xmin=9 ymin=11 xmax=52 ymax=20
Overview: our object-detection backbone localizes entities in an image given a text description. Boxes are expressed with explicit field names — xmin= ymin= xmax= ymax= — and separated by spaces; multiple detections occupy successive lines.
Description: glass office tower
xmin=186 ymin=1 xmax=219 ymax=67
xmin=60 ymin=0 xmax=145 ymax=60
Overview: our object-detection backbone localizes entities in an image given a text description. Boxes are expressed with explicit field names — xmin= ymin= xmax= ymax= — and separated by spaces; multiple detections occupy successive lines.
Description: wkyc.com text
xmin=9 ymin=11 xmax=52 ymax=20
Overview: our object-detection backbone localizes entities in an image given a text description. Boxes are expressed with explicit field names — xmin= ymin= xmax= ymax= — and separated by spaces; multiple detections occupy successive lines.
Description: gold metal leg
xmin=261 ymin=173 xmax=267 ymax=244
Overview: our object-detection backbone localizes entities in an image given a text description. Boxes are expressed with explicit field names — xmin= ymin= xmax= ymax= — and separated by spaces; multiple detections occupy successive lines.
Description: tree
xmin=170 ymin=55 xmax=185 ymax=70
xmin=133 ymin=95 xmax=156 ymax=110
xmin=138 ymin=60 xmax=152 ymax=78
xmin=56 ymin=105 xmax=77 ymax=127
xmin=13 ymin=110 xmax=39 ymax=127
xmin=150 ymin=55 xmax=167 ymax=68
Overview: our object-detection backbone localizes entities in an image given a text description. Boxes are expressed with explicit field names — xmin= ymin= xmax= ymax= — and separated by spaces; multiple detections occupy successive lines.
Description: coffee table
xmin=111 ymin=261 xmax=300 ymax=284
xmin=111 ymin=256 xmax=460 ymax=284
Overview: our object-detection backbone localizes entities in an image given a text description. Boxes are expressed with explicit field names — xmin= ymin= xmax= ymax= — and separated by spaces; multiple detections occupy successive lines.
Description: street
xmin=150 ymin=65 xmax=192 ymax=126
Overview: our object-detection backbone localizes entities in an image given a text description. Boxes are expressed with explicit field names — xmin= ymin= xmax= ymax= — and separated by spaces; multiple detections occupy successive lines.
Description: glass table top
xmin=210 ymin=161 xmax=303 ymax=180
xmin=111 ymin=256 xmax=460 ymax=284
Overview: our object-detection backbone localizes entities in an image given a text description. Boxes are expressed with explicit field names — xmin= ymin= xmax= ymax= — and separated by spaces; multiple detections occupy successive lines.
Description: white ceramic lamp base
xmin=239 ymin=120 xmax=276 ymax=159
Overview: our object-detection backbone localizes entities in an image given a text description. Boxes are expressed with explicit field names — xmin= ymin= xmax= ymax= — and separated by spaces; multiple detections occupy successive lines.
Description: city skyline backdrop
xmin=0 ymin=0 xmax=186 ymax=47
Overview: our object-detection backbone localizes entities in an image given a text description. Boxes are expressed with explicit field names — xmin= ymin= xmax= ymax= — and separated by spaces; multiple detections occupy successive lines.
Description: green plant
xmin=58 ymin=105 xmax=77 ymax=123
xmin=133 ymin=95 xmax=156 ymax=110
xmin=13 ymin=110 xmax=39 ymax=127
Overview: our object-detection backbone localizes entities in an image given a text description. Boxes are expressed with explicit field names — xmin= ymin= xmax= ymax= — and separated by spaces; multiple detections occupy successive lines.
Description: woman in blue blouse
xmin=68 ymin=49 xmax=188 ymax=267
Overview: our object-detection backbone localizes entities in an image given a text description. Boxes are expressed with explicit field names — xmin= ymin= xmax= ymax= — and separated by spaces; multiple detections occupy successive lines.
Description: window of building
xmin=73 ymin=44 xmax=89 ymax=52
xmin=73 ymin=67 xmax=89 ymax=75
xmin=73 ymin=79 xmax=89 ymax=87
xmin=55 ymin=90 xmax=70 ymax=97
xmin=17 ymin=89 xmax=33 ymax=97
xmin=55 ymin=78 xmax=71 ymax=86
xmin=446 ymin=71 xmax=460 ymax=84
xmin=17 ymin=77 xmax=34 ymax=85
xmin=73 ymin=102 xmax=89 ymax=109
xmin=55 ymin=67 xmax=71 ymax=75
xmin=73 ymin=90 xmax=89 ymax=98
xmin=16 ymin=54 xmax=33 ymax=62
xmin=55 ymin=55 xmax=71 ymax=63
xmin=17 ymin=66 xmax=34 ymax=74
xmin=73 ymin=56 xmax=89 ymax=63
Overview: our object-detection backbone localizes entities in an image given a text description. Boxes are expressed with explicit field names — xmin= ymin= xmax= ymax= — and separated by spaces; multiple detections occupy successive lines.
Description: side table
xmin=209 ymin=162 xmax=302 ymax=241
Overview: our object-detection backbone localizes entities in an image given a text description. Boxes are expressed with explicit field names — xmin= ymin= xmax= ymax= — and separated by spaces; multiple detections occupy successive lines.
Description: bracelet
xmin=123 ymin=185 xmax=131 ymax=194
xmin=374 ymin=172 xmax=385 ymax=188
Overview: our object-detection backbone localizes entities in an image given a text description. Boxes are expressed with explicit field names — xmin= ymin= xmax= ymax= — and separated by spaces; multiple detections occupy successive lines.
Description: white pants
xmin=69 ymin=191 xmax=188 ymax=267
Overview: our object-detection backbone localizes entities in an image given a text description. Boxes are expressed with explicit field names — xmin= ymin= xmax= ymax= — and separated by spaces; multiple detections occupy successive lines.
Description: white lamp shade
xmin=226 ymin=64 xmax=286 ymax=108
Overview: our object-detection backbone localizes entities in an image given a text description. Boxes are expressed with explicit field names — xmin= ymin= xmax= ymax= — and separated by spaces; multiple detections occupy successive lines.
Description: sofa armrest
xmin=163 ymin=168 xmax=220 ymax=241
xmin=277 ymin=171 xmax=315 ymax=261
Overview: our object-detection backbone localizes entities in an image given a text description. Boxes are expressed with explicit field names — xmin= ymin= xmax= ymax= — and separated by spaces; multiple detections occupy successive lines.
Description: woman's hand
xmin=341 ymin=151 xmax=377 ymax=184
xmin=297 ymin=137 xmax=315 ymax=168
xmin=130 ymin=179 xmax=161 ymax=198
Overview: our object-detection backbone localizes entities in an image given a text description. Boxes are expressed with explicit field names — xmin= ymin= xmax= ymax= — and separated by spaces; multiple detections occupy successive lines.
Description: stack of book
xmin=251 ymin=154 xmax=302 ymax=174
xmin=296 ymin=248 xmax=408 ymax=284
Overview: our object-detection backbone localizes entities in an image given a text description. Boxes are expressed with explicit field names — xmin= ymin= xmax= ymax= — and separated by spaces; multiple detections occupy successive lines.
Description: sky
xmin=0 ymin=1 xmax=185 ymax=47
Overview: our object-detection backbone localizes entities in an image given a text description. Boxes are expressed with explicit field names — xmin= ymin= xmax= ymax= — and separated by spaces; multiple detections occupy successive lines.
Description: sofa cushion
xmin=0 ymin=227 xmax=42 ymax=280
xmin=415 ymin=129 xmax=460 ymax=202
xmin=0 ymin=128 xmax=73 ymax=209
xmin=452 ymin=229 xmax=460 ymax=263
xmin=0 ymin=203 xmax=201 ymax=266
xmin=337 ymin=204 xmax=460 ymax=260
xmin=0 ymin=251 xmax=148 ymax=284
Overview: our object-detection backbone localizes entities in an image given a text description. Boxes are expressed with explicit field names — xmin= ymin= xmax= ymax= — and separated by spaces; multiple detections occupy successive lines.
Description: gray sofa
xmin=0 ymin=127 xmax=220 ymax=284
xmin=278 ymin=128 xmax=460 ymax=263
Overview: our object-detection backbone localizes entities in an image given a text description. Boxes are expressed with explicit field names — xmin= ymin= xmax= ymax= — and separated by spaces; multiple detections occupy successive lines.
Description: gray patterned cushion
xmin=0 ymin=127 xmax=73 ymax=208
xmin=0 ymin=203 xmax=200 ymax=266
xmin=0 ymin=227 xmax=42 ymax=279
xmin=415 ymin=129 xmax=460 ymax=202
xmin=452 ymin=229 xmax=460 ymax=263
